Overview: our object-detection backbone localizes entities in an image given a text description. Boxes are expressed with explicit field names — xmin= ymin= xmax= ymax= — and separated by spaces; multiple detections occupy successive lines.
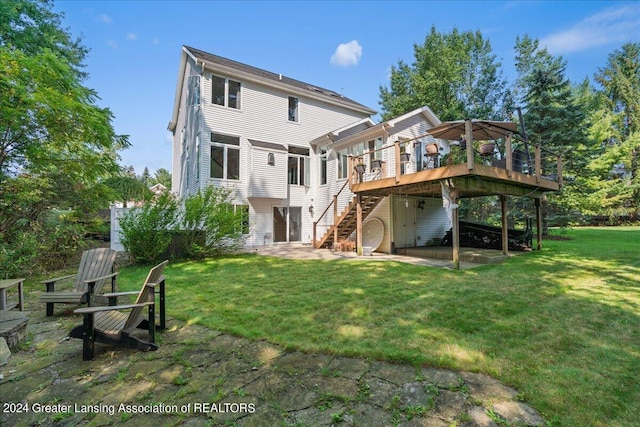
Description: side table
xmin=0 ymin=278 xmax=25 ymax=311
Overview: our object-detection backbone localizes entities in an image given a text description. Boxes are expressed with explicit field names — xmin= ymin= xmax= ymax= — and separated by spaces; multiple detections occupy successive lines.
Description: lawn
xmin=115 ymin=227 xmax=639 ymax=426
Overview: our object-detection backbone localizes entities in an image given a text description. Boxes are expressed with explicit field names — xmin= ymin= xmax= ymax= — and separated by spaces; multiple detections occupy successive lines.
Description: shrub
xmin=118 ymin=187 xmax=247 ymax=264
xmin=119 ymin=192 xmax=178 ymax=264
xmin=180 ymin=187 xmax=247 ymax=258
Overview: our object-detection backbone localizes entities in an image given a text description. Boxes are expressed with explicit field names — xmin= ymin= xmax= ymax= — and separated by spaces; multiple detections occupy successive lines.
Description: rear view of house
xmin=168 ymin=46 xmax=449 ymax=251
xmin=168 ymin=46 xmax=561 ymax=263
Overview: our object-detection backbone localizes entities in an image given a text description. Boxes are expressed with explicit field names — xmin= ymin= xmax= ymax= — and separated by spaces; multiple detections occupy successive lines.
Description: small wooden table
xmin=0 ymin=278 xmax=25 ymax=311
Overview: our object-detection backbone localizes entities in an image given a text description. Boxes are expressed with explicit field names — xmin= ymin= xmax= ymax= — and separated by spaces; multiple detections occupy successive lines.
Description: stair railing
xmin=312 ymin=178 xmax=350 ymax=248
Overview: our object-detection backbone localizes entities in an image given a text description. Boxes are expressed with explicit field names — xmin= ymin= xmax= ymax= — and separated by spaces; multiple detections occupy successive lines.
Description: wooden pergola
xmin=348 ymin=119 xmax=562 ymax=269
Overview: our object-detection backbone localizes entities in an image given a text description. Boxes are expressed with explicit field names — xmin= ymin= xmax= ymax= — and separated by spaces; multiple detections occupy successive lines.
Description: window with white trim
xmin=288 ymin=146 xmax=309 ymax=186
xmin=195 ymin=133 xmax=200 ymax=182
xmin=210 ymin=132 xmax=240 ymax=180
xmin=235 ymin=204 xmax=250 ymax=235
xmin=337 ymin=143 xmax=365 ymax=180
xmin=211 ymin=75 xmax=241 ymax=109
xmin=320 ymin=147 xmax=327 ymax=185
xmin=288 ymin=96 xmax=299 ymax=122
xmin=368 ymin=137 xmax=383 ymax=163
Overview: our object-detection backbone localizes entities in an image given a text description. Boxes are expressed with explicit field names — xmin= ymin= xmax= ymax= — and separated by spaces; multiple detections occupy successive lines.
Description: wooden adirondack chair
xmin=102 ymin=274 xmax=167 ymax=331
xmin=40 ymin=248 xmax=118 ymax=316
xmin=69 ymin=260 xmax=168 ymax=361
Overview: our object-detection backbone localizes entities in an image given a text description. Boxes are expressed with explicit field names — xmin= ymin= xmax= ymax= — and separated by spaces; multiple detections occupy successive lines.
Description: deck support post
xmin=312 ymin=222 xmax=317 ymax=248
xmin=505 ymin=134 xmax=512 ymax=177
xmin=333 ymin=195 xmax=338 ymax=249
xmin=452 ymin=189 xmax=460 ymax=270
xmin=535 ymin=145 xmax=542 ymax=183
xmin=465 ymin=119 xmax=474 ymax=170
xmin=500 ymin=195 xmax=509 ymax=256
xmin=348 ymin=155 xmax=354 ymax=191
xmin=395 ymin=142 xmax=401 ymax=183
xmin=356 ymin=195 xmax=363 ymax=256
xmin=535 ymin=197 xmax=543 ymax=250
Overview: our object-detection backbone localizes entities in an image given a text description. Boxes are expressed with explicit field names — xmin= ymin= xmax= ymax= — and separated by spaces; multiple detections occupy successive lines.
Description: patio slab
xmin=245 ymin=243 xmax=490 ymax=269
xmin=1 ymin=308 xmax=545 ymax=426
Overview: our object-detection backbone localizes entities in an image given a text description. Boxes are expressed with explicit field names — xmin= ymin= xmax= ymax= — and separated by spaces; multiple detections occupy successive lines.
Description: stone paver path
xmin=1 ymin=309 xmax=545 ymax=427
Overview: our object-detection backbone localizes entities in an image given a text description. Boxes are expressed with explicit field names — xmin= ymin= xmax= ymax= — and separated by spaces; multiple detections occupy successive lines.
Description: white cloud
xmin=98 ymin=13 xmax=112 ymax=24
xmin=107 ymin=40 xmax=118 ymax=49
xmin=152 ymin=37 xmax=160 ymax=45
xmin=330 ymin=40 xmax=363 ymax=67
xmin=127 ymin=33 xmax=138 ymax=41
xmin=540 ymin=5 xmax=640 ymax=54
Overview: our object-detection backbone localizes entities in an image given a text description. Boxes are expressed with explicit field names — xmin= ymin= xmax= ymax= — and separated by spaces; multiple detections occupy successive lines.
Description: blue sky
xmin=52 ymin=1 xmax=640 ymax=175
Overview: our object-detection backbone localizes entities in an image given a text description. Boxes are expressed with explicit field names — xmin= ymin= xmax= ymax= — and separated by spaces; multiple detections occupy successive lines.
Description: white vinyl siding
xmin=248 ymin=147 xmax=287 ymax=199
xmin=415 ymin=197 xmax=451 ymax=245
xmin=174 ymin=55 xmax=376 ymax=248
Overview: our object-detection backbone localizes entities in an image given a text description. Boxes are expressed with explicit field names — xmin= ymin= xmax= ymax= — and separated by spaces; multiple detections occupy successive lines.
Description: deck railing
xmin=347 ymin=137 xmax=562 ymax=190
xmin=312 ymin=178 xmax=350 ymax=248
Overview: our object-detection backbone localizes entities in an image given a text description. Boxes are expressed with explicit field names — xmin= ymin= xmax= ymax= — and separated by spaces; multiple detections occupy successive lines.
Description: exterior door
xmin=393 ymin=197 xmax=416 ymax=249
xmin=273 ymin=207 xmax=302 ymax=243
xmin=273 ymin=207 xmax=287 ymax=242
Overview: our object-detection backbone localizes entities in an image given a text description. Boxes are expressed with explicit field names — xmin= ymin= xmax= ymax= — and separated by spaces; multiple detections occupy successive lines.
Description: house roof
xmin=168 ymin=46 xmax=376 ymax=132
xmin=330 ymin=105 xmax=442 ymax=149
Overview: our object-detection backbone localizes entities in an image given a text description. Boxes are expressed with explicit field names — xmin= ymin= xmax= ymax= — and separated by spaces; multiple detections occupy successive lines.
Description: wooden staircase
xmin=315 ymin=195 xmax=383 ymax=249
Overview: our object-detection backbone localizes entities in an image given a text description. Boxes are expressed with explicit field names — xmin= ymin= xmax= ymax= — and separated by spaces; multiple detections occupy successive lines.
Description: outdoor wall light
xmin=267 ymin=153 xmax=275 ymax=165
xmin=371 ymin=159 xmax=383 ymax=171
xmin=308 ymin=205 xmax=314 ymax=216
xmin=355 ymin=163 xmax=366 ymax=174
xmin=400 ymin=152 xmax=411 ymax=162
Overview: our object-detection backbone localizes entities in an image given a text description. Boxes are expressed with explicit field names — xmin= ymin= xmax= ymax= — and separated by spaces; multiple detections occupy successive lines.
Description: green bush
xmin=118 ymin=187 xmax=247 ymax=264
xmin=180 ymin=187 xmax=247 ymax=258
xmin=35 ymin=210 xmax=88 ymax=271
xmin=119 ymin=192 xmax=178 ymax=264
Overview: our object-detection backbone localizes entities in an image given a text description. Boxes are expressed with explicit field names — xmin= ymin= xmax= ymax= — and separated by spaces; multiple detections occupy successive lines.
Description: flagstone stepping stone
xmin=0 ymin=310 xmax=28 ymax=354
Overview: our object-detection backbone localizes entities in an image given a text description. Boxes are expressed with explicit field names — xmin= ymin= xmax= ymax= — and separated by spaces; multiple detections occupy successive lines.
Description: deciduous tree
xmin=379 ymin=26 xmax=511 ymax=121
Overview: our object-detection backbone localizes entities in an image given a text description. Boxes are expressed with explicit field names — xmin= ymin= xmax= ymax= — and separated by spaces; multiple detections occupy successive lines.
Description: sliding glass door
xmin=273 ymin=207 xmax=302 ymax=243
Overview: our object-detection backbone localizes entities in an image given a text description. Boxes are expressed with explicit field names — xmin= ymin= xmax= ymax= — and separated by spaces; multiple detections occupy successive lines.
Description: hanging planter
xmin=479 ymin=142 xmax=496 ymax=156
xmin=425 ymin=144 xmax=439 ymax=156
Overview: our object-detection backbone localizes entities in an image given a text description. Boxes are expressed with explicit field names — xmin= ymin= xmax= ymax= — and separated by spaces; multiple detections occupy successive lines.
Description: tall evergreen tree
xmin=514 ymin=35 xmax=585 ymax=167
xmin=595 ymin=42 xmax=640 ymax=137
xmin=512 ymin=36 xmax=586 ymax=228
xmin=594 ymin=42 xmax=640 ymax=217
xmin=141 ymin=167 xmax=151 ymax=186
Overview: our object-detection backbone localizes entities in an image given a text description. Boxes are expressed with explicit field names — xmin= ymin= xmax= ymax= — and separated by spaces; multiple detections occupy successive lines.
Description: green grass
xmin=116 ymin=227 xmax=640 ymax=426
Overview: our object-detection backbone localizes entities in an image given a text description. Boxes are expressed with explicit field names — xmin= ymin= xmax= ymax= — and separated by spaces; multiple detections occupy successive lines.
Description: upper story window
xmin=288 ymin=96 xmax=299 ymax=122
xmin=195 ymin=133 xmax=200 ymax=182
xmin=368 ymin=137 xmax=383 ymax=163
xmin=210 ymin=132 xmax=240 ymax=180
xmin=188 ymin=76 xmax=200 ymax=106
xmin=212 ymin=75 xmax=241 ymax=109
xmin=320 ymin=147 xmax=327 ymax=185
xmin=288 ymin=146 xmax=309 ymax=185
xmin=337 ymin=143 xmax=365 ymax=180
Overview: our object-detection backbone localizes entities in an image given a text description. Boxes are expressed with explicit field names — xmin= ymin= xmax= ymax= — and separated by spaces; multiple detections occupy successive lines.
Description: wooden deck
xmin=341 ymin=140 xmax=561 ymax=268
xmin=351 ymin=163 xmax=560 ymax=199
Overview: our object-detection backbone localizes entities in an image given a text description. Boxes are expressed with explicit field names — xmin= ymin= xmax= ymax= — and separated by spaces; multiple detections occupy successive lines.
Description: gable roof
xmin=330 ymin=105 xmax=442 ymax=149
xmin=168 ymin=46 xmax=376 ymax=132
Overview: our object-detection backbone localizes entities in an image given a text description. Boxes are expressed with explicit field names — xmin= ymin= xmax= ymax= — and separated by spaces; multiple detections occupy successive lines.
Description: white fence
xmin=110 ymin=206 xmax=130 ymax=252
